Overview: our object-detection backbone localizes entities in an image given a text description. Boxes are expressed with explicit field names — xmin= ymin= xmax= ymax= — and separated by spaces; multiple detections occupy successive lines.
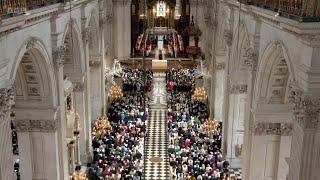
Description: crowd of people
xmin=121 ymin=68 xmax=153 ymax=92
xmin=90 ymin=67 xmax=235 ymax=179
xmin=90 ymin=69 xmax=153 ymax=180
xmin=166 ymin=69 xmax=196 ymax=91
xmin=166 ymin=69 xmax=231 ymax=179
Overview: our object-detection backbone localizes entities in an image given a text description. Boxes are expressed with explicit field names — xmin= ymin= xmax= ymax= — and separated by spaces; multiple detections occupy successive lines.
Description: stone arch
xmin=11 ymin=37 xmax=57 ymax=107
xmin=254 ymin=40 xmax=295 ymax=104
xmin=62 ymin=19 xmax=85 ymax=76
xmin=10 ymin=37 xmax=60 ymax=179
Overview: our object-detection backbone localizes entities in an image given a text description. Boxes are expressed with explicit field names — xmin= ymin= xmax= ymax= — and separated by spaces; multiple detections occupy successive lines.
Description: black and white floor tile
xmin=144 ymin=74 xmax=170 ymax=180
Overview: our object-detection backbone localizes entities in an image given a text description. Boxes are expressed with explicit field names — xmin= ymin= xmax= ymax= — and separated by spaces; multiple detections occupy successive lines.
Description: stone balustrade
xmin=0 ymin=0 xmax=66 ymax=18
xmin=238 ymin=0 xmax=320 ymax=22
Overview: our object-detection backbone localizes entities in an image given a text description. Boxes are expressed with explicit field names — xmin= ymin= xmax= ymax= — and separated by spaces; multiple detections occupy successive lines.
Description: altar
xmin=152 ymin=60 xmax=167 ymax=72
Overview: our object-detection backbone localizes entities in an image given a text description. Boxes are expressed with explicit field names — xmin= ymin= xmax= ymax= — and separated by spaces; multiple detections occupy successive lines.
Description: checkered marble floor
xmin=144 ymin=74 xmax=170 ymax=180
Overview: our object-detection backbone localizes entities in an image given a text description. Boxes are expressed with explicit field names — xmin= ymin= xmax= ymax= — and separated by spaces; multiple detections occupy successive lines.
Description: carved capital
xmin=243 ymin=48 xmax=257 ymax=70
xmin=230 ymin=84 xmax=247 ymax=94
xmin=14 ymin=119 xmax=57 ymax=133
xmin=25 ymin=37 xmax=37 ymax=50
xmin=288 ymin=85 xmax=320 ymax=129
xmin=215 ymin=62 xmax=226 ymax=70
xmin=253 ymin=122 xmax=293 ymax=136
xmin=52 ymin=45 xmax=66 ymax=68
xmin=89 ymin=54 xmax=102 ymax=68
xmin=73 ymin=82 xmax=84 ymax=92
xmin=100 ymin=13 xmax=113 ymax=26
xmin=0 ymin=87 xmax=14 ymax=121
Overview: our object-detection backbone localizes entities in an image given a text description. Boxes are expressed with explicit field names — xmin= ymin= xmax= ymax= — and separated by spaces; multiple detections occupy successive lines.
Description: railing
xmin=0 ymin=0 xmax=64 ymax=18
xmin=238 ymin=0 xmax=320 ymax=22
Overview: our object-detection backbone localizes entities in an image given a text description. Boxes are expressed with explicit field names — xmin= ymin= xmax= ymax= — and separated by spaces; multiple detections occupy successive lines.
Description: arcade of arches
xmin=0 ymin=0 xmax=320 ymax=180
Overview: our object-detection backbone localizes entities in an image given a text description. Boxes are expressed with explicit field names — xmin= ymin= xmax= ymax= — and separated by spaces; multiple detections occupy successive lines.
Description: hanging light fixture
xmin=92 ymin=116 xmax=112 ymax=139
xmin=108 ymin=84 xmax=123 ymax=102
xmin=202 ymin=117 xmax=218 ymax=136
xmin=70 ymin=170 xmax=87 ymax=180
xmin=192 ymin=86 xmax=207 ymax=103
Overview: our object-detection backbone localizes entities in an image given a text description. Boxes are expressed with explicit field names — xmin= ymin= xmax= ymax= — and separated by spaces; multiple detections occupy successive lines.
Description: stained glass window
xmin=156 ymin=1 xmax=166 ymax=17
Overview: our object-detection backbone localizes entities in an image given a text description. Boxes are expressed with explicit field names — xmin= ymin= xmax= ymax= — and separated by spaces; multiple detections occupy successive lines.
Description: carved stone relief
xmin=73 ymin=82 xmax=84 ymax=92
xmin=288 ymin=85 xmax=320 ymax=129
xmin=14 ymin=119 xmax=57 ymax=133
xmin=0 ymin=87 xmax=14 ymax=121
xmin=52 ymin=45 xmax=66 ymax=68
xmin=253 ymin=122 xmax=293 ymax=136
xmin=25 ymin=37 xmax=37 ymax=50
xmin=230 ymin=84 xmax=247 ymax=94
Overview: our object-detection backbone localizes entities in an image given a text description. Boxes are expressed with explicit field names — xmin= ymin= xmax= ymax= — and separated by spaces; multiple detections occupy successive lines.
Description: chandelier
xmin=108 ymin=84 xmax=123 ymax=102
xmin=93 ymin=116 xmax=112 ymax=139
xmin=202 ymin=117 xmax=218 ymax=136
xmin=192 ymin=87 xmax=207 ymax=103
xmin=70 ymin=171 xmax=87 ymax=180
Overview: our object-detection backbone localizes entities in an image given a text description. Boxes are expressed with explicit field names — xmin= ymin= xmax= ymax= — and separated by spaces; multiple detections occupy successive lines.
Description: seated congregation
xmin=166 ymin=69 xmax=232 ymax=179
xmin=90 ymin=68 xmax=153 ymax=180
xmin=89 ymin=68 xmax=236 ymax=180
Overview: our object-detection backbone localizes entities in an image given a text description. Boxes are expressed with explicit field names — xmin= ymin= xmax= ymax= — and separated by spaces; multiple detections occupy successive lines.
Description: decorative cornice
xmin=14 ymin=119 xmax=57 ymax=133
xmin=230 ymin=84 xmax=247 ymax=94
xmin=52 ymin=45 xmax=66 ymax=68
xmin=288 ymin=85 xmax=320 ymax=129
xmin=0 ymin=87 xmax=14 ymax=121
xmin=253 ymin=122 xmax=293 ymax=136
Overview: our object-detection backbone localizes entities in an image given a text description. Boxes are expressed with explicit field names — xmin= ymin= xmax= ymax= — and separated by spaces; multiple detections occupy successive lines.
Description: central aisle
xmin=144 ymin=73 xmax=170 ymax=179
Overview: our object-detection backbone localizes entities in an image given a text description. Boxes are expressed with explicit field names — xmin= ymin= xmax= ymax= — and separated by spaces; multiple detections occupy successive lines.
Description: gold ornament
xmin=192 ymin=87 xmax=207 ymax=103
xmin=202 ymin=117 xmax=218 ymax=136
xmin=108 ymin=84 xmax=123 ymax=102
xmin=92 ymin=116 xmax=112 ymax=139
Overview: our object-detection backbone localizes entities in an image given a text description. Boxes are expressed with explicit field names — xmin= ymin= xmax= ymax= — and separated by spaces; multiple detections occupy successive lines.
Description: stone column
xmin=0 ymin=87 xmax=14 ymax=180
xmin=73 ymin=82 xmax=87 ymax=164
xmin=225 ymin=83 xmax=247 ymax=168
xmin=214 ymin=62 xmax=226 ymax=121
xmin=242 ymin=50 xmax=257 ymax=179
xmin=52 ymin=45 xmax=69 ymax=179
xmin=287 ymin=88 xmax=320 ymax=180
xmin=114 ymin=0 xmax=132 ymax=60
xmin=82 ymin=22 xmax=93 ymax=164
xmin=248 ymin=122 xmax=293 ymax=179
xmin=89 ymin=56 xmax=103 ymax=120
xmin=15 ymin=119 xmax=60 ymax=180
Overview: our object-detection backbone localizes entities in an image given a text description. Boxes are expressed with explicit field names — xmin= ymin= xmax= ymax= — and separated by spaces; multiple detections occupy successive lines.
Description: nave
xmin=90 ymin=68 xmax=241 ymax=180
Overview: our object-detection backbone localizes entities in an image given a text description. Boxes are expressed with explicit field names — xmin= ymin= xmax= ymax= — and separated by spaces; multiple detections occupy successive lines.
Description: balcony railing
xmin=238 ymin=0 xmax=320 ymax=22
xmin=0 ymin=0 xmax=65 ymax=18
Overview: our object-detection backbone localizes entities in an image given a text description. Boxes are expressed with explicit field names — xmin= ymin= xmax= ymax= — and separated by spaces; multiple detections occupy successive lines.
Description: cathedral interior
xmin=0 ymin=0 xmax=320 ymax=180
